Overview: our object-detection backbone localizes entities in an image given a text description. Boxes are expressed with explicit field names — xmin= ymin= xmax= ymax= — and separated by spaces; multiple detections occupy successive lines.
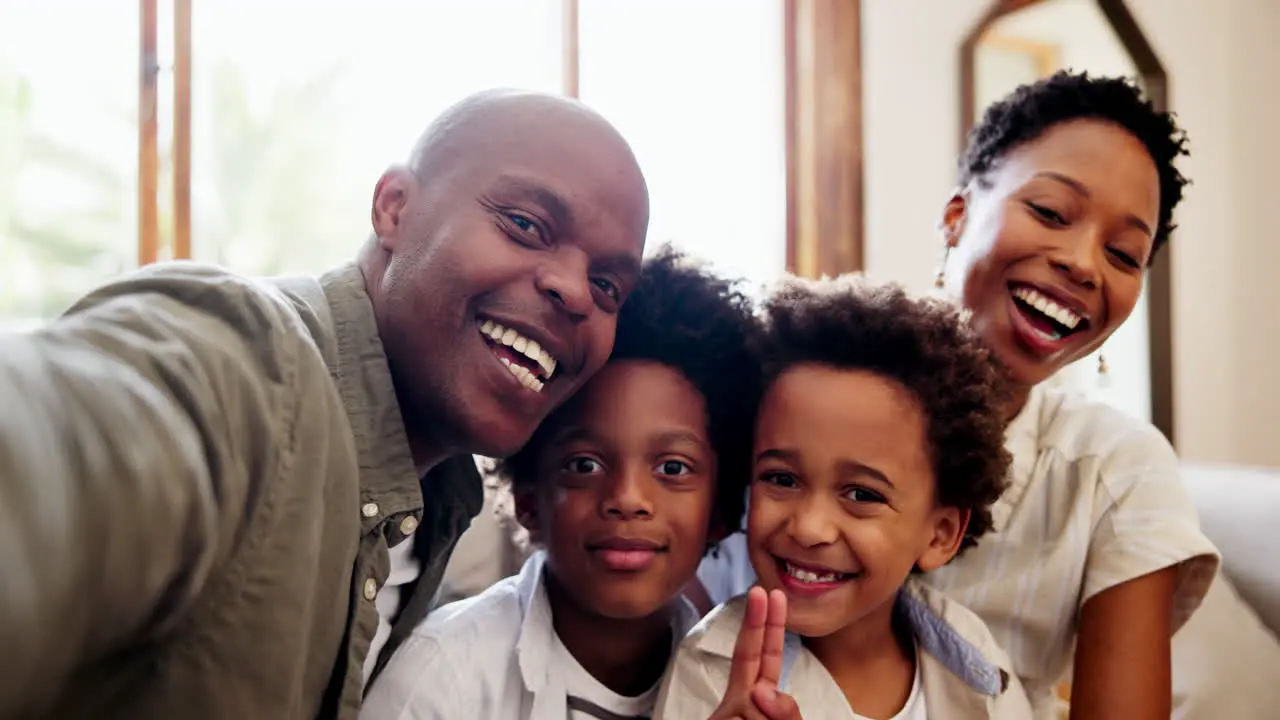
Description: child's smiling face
xmin=519 ymin=359 xmax=718 ymax=620
xmin=747 ymin=364 xmax=967 ymax=640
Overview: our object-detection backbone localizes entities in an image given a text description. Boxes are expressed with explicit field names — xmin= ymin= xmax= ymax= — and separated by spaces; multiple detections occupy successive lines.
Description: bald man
xmin=0 ymin=90 xmax=649 ymax=720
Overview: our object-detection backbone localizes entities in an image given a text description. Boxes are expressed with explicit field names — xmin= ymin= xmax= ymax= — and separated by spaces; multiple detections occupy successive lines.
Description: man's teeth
xmin=1011 ymin=286 xmax=1082 ymax=330
xmin=499 ymin=357 xmax=544 ymax=393
xmin=783 ymin=561 xmax=845 ymax=584
xmin=478 ymin=319 xmax=558 ymax=379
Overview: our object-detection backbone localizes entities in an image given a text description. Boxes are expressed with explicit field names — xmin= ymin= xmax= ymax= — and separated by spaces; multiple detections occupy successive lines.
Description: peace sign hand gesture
xmin=708 ymin=587 xmax=804 ymax=720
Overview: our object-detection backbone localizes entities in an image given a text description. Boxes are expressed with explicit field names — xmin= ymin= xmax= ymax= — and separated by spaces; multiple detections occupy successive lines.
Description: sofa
xmin=1169 ymin=462 xmax=1280 ymax=717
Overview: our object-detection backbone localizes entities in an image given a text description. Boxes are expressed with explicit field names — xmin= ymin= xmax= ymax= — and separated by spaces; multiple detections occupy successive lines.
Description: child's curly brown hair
xmin=758 ymin=276 xmax=1011 ymax=558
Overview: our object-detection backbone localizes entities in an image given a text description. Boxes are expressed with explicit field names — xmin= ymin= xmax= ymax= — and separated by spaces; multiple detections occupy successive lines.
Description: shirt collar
xmin=316 ymin=262 xmax=423 ymax=522
xmin=692 ymin=578 xmax=1014 ymax=698
xmin=991 ymin=382 xmax=1046 ymax=531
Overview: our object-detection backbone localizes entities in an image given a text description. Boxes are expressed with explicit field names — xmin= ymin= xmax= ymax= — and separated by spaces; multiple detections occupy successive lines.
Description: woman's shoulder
xmin=1032 ymin=385 xmax=1175 ymax=469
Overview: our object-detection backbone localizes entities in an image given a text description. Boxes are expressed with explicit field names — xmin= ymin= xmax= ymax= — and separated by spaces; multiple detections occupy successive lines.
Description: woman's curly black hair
xmin=960 ymin=69 xmax=1190 ymax=258
xmin=758 ymin=276 xmax=1011 ymax=559
xmin=492 ymin=244 xmax=763 ymax=550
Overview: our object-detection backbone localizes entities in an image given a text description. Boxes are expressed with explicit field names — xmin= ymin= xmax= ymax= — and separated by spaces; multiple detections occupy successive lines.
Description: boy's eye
xmin=759 ymin=471 xmax=798 ymax=489
xmin=564 ymin=457 xmax=603 ymax=475
xmin=654 ymin=459 xmax=691 ymax=477
xmin=844 ymin=486 xmax=885 ymax=504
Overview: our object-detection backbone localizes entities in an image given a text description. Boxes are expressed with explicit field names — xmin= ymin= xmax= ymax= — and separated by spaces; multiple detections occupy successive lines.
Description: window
xmin=0 ymin=1 xmax=139 ymax=329
xmin=576 ymin=0 xmax=786 ymax=292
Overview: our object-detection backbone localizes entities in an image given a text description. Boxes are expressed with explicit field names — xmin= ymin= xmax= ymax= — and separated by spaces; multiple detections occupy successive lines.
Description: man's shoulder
xmin=69 ymin=261 xmax=315 ymax=342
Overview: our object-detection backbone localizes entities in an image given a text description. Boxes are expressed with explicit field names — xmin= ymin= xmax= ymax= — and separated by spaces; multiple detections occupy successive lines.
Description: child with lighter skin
xmin=361 ymin=246 xmax=762 ymax=720
xmin=657 ymin=278 xmax=1033 ymax=720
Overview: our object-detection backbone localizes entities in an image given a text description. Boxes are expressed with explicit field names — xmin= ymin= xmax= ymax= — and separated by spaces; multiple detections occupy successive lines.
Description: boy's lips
xmin=586 ymin=537 xmax=667 ymax=572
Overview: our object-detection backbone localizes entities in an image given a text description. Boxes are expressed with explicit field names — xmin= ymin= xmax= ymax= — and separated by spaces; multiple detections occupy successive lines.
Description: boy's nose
xmin=786 ymin=497 xmax=839 ymax=547
xmin=599 ymin=469 xmax=654 ymax=519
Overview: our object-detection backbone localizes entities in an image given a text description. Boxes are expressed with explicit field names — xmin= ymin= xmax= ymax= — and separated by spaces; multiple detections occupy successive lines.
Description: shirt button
xmin=361 ymin=502 xmax=379 ymax=518
xmin=399 ymin=515 xmax=419 ymax=535
xmin=363 ymin=577 xmax=378 ymax=601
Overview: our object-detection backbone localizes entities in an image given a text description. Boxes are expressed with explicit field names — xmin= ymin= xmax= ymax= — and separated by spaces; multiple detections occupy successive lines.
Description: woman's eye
xmin=1108 ymin=247 xmax=1141 ymax=268
xmin=844 ymin=487 xmax=885 ymax=504
xmin=1028 ymin=202 xmax=1067 ymax=225
xmin=655 ymin=460 xmax=691 ymax=477
xmin=564 ymin=457 xmax=602 ymax=475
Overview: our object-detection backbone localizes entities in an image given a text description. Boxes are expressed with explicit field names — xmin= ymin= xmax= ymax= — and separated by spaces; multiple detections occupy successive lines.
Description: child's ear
xmin=916 ymin=506 xmax=970 ymax=572
xmin=513 ymin=488 xmax=543 ymax=543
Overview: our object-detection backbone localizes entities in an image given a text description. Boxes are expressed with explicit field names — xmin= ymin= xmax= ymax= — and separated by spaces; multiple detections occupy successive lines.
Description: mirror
xmin=959 ymin=0 xmax=1175 ymax=443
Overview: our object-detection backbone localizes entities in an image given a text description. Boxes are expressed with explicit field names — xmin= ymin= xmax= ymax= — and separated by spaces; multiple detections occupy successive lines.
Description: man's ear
xmin=939 ymin=189 xmax=969 ymax=248
xmin=371 ymin=167 xmax=415 ymax=248
xmin=916 ymin=506 xmax=970 ymax=573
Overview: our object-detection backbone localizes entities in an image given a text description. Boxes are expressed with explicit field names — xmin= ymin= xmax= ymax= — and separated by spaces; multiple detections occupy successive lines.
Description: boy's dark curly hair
xmin=493 ymin=244 xmax=762 ymax=549
xmin=960 ymin=69 xmax=1190 ymax=258
xmin=759 ymin=276 xmax=1010 ymax=560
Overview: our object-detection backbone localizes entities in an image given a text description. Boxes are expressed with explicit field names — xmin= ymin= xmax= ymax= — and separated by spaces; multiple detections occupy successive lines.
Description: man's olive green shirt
xmin=0 ymin=261 xmax=482 ymax=719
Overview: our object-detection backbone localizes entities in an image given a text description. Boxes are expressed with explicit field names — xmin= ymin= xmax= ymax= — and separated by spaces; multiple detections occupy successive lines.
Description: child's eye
xmin=759 ymin=471 xmax=798 ymax=489
xmin=563 ymin=457 xmax=603 ymax=475
xmin=654 ymin=460 xmax=691 ymax=477
xmin=844 ymin=486 xmax=886 ymax=504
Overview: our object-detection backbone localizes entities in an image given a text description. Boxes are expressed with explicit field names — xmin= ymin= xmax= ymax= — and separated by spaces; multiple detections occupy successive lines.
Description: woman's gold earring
xmin=1097 ymin=354 xmax=1109 ymax=375
xmin=934 ymin=245 xmax=952 ymax=289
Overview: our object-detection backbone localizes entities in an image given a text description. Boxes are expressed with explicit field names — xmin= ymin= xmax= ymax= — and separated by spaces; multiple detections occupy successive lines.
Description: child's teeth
xmin=785 ymin=561 xmax=840 ymax=583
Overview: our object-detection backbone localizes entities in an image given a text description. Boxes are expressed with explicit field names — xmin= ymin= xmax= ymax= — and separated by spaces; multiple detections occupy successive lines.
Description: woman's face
xmin=941 ymin=118 xmax=1161 ymax=391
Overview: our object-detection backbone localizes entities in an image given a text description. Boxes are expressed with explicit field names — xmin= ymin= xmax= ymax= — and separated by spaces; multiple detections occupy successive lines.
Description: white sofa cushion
xmin=1180 ymin=462 xmax=1280 ymax=634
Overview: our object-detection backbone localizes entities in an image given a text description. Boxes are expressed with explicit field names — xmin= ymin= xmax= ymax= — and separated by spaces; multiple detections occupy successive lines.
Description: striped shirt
xmin=923 ymin=385 xmax=1220 ymax=717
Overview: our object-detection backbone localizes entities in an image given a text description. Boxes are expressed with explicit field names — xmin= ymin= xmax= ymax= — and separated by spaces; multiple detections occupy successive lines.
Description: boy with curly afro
xmin=657 ymin=277 xmax=1033 ymax=720
xmin=362 ymin=245 xmax=762 ymax=720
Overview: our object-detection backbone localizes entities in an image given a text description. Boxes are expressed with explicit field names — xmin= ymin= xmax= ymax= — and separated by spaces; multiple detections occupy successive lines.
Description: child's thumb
xmin=751 ymin=682 xmax=802 ymax=720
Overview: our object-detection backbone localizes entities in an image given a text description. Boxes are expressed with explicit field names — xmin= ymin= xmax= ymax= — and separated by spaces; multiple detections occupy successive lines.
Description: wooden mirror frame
xmin=959 ymin=0 xmax=1175 ymax=445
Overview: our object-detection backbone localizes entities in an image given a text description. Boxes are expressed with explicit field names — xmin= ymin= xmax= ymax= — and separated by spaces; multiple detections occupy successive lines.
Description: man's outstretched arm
xmin=0 ymin=274 xmax=297 ymax=715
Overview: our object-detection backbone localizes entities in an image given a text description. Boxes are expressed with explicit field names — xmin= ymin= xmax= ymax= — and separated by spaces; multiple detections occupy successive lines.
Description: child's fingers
xmin=751 ymin=682 xmax=803 ymax=720
xmin=725 ymin=586 xmax=769 ymax=694
xmin=756 ymin=589 xmax=788 ymax=686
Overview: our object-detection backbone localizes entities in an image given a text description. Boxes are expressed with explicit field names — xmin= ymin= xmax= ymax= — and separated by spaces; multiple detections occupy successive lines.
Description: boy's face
xmin=519 ymin=359 xmax=718 ymax=620
xmin=746 ymin=364 xmax=966 ymax=640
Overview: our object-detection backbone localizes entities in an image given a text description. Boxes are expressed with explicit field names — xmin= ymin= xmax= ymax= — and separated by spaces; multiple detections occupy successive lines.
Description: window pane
xmin=190 ymin=0 xmax=564 ymax=277
xmin=0 ymin=2 xmax=138 ymax=330
xmin=578 ymin=0 xmax=786 ymax=292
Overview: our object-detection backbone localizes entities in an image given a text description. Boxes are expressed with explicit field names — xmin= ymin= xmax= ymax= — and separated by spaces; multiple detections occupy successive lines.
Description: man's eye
xmin=592 ymin=278 xmax=620 ymax=301
xmin=507 ymin=213 xmax=540 ymax=236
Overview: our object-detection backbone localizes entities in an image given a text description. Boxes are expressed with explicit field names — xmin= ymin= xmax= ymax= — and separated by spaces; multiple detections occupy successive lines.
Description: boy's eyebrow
xmin=838 ymin=459 xmax=893 ymax=489
xmin=756 ymin=448 xmax=894 ymax=488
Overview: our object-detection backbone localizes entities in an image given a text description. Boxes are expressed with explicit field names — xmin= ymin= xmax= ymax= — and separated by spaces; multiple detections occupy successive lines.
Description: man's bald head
xmin=363 ymin=88 xmax=651 ymax=468
xmin=406 ymin=89 xmax=644 ymax=192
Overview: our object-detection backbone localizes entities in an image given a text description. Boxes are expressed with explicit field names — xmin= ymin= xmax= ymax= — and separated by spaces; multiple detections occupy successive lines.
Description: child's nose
xmin=786 ymin=497 xmax=839 ymax=547
xmin=599 ymin=468 xmax=654 ymax=519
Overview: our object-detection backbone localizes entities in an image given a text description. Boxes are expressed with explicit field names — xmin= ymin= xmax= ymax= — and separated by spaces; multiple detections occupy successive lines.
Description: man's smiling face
xmin=369 ymin=92 xmax=649 ymax=460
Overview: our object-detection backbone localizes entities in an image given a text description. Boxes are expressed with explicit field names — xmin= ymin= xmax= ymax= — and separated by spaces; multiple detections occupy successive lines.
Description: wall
xmin=861 ymin=0 xmax=1280 ymax=466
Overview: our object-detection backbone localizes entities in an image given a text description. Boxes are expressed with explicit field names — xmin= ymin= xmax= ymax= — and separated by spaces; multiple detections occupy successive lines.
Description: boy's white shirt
xmin=360 ymin=551 xmax=698 ymax=720
xmin=654 ymin=578 xmax=1033 ymax=720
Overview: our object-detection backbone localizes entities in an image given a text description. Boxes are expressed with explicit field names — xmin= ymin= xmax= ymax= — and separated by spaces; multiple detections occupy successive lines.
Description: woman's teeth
xmin=1011 ymin=286 xmax=1083 ymax=332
